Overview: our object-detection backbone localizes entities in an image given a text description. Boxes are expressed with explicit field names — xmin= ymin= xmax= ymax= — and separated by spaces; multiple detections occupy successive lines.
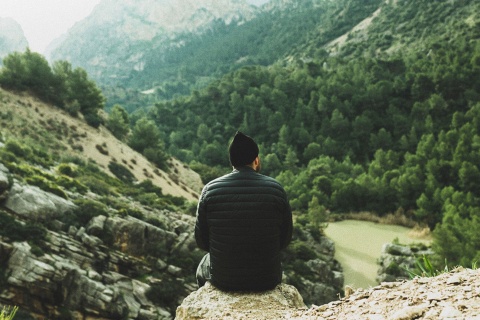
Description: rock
xmin=376 ymin=242 xmax=434 ymax=284
xmin=0 ymin=163 xmax=10 ymax=197
xmin=87 ymin=215 xmax=107 ymax=236
xmin=384 ymin=243 xmax=413 ymax=256
xmin=105 ymin=215 xmax=178 ymax=257
xmin=293 ymin=268 xmax=480 ymax=319
xmin=4 ymin=183 xmax=76 ymax=221
xmin=175 ymin=282 xmax=307 ymax=320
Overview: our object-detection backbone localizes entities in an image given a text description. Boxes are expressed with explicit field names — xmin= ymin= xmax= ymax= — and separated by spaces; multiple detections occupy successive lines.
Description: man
xmin=195 ymin=131 xmax=293 ymax=292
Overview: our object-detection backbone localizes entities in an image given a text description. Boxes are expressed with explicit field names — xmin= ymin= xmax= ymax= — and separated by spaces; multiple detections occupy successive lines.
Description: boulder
xmin=175 ymin=282 xmax=307 ymax=320
xmin=0 ymin=163 xmax=10 ymax=200
xmin=105 ymin=216 xmax=178 ymax=257
xmin=4 ymin=183 xmax=76 ymax=221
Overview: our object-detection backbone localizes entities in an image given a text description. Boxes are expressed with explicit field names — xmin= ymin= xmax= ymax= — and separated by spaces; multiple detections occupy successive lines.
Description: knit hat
xmin=229 ymin=131 xmax=259 ymax=167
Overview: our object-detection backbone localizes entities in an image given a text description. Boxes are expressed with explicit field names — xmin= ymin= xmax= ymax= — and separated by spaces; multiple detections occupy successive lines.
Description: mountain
xmin=0 ymin=18 xmax=28 ymax=62
xmin=47 ymin=0 xmax=382 ymax=105
xmin=46 ymin=0 xmax=259 ymax=88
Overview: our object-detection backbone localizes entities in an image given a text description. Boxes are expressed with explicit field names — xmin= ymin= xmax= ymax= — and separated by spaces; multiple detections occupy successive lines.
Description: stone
xmin=4 ymin=183 xmax=76 ymax=221
xmin=0 ymin=163 xmax=10 ymax=196
xmin=383 ymin=243 xmax=412 ymax=256
xmin=86 ymin=215 xmax=107 ymax=236
xmin=175 ymin=282 xmax=307 ymax=320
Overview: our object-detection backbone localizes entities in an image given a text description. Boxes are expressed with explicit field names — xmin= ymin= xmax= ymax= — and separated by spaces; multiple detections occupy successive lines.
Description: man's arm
xmin=280 ymin=201 xmax=293 ymax=250
xmin=195 ymin=189 xmax=209 ymax=252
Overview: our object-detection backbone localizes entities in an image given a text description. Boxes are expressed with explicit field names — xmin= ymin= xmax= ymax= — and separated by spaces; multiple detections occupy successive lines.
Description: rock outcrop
xmin=175 ymin=282 xmax=307 ymax=320
xmin=0 ymin=163 xmax=196 ymax=319
xmin=176 ymin=268 xmax=480 ymax=320
xmin=377 ymin=242 xmax=434 ymax=283
xmin=293 ymin=267 xmax=480 ymax=320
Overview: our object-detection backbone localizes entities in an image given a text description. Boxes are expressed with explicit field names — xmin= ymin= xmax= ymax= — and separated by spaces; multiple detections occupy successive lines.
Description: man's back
xmin=195 ymin=166 xmax=293 ymax=291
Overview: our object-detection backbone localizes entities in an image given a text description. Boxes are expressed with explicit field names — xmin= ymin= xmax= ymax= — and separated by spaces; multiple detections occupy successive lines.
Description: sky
xmin=0 ymin=0 xmax=270 ymax=54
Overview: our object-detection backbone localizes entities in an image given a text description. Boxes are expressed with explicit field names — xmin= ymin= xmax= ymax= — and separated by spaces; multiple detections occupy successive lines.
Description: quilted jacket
xmin=195 ymin=166 xmax=293 ymax=291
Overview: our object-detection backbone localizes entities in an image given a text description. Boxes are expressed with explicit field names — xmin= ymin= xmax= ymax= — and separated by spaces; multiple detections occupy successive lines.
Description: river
xmin=324 ymin=220 xmax=431 ymax=289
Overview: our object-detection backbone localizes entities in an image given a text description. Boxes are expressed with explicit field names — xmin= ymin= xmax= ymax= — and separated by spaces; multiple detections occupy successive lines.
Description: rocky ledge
xmin=175 ymin=282 xmax=307 ymax=320
xmin=293 ymin=267 xmax=480 ymax=320
xmin=176 ymin=268 xmax=479 ymax=320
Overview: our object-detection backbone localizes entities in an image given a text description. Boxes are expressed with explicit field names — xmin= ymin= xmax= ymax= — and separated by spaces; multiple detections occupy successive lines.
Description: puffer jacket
xmin=195 ymin=166 xmax=293 ymax=291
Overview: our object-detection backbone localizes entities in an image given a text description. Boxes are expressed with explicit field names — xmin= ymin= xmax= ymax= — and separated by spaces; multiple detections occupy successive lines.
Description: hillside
xmin=46 ymin=0 xmax=383 ymax=106
xmin=0 ymin=88 xmax=343 ymax=318
xmin=0 ymin=87 xmax=202 ymax=201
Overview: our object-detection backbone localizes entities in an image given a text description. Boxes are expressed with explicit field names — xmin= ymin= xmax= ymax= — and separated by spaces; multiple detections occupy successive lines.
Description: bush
xmin=286 ymin=240 xmax=318 ymax=261
xmin=25 ymin=175 xmax=68 ymax=199
xmin=57 ymin=163 xmax=79 ymax=177
xmin=78 ymin=176 xmax=112 ymax=196
xmin=146 ymin=277 xmax=184 ymax=310
xmin=55 ymin=175 xmax=88 ymax=194
xmin=4 ymin=140 xmax=31 ymax=158
xmin=84 ymin=112 xmax=103 ymax=128
xmin=108 ymin=161 xmax=135 ymax=183
xmin=64 ymin=198 xmax=109 ymax=227
xmin=0 ymin=210 xmax=47 ymax=242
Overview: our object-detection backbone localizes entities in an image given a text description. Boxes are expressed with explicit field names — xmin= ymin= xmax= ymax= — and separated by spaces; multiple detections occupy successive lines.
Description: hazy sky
xmin=0 ymin=0 xmax=270 ymax=54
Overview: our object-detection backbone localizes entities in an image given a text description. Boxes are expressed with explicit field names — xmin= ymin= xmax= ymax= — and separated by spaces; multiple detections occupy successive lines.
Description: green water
xmin=324 ymin=220 xmax=431 ymax=289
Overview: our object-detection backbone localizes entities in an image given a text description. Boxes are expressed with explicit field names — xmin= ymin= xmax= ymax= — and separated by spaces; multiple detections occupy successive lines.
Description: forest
xmin=2 ymin=0 xmax=480 ymax=272
xmin=142 ymin=26 xmax=480 ymax=268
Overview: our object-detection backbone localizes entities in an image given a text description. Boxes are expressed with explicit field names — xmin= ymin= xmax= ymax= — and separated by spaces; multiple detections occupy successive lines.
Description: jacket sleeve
xmin=280 ymin=195 xmax=293 ymax=250
xmin=195 ymin=187 xmax=209 ymax=252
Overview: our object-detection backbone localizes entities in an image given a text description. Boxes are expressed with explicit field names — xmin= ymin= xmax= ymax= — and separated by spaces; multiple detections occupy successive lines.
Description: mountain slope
xmin=0 ymin=87 xmax=202 ymax=200
xmin=47 ymin=0 xmax=258 ymax=87
xmin=47 ymin=0 xmax=383 ymax=105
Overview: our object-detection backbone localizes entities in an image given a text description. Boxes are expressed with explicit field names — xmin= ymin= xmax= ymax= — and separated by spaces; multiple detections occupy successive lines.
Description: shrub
xmin=0 ymin=149 xmax=18 ymax=164
xmin=57 ymin=163 xmax=78 ymax=177
xmin=84 ymin=112 xmax=103 ymax=128
xmin=146 ymin=277 xmax=184 ymax=311
xmin=108 ymin=161 xmax=135 ymax=183
xmin=63 ymin=198 xmax=109 ymax=227
xmin=4 ymin=140 xmax=31 ymax=158
xmin=0 ymin=210 xmax=47 ymax=242
xmin=287 ymin=240 xmax=318 ymax=261
xmin=78 ymin=176 xmax=112 ymax=196
xmin=25 ymin=175 xmax=68 ymax=199
xmin=55 ymin=175 xmax=88 ymax=194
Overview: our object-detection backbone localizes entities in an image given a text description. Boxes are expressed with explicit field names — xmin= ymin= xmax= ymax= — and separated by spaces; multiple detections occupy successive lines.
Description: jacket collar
xmin=232 ymin=166 xmax=255 ymax=173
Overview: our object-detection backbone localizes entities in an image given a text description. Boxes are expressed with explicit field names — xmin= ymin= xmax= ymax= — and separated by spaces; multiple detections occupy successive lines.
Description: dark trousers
xmin=196 ymin=253 xmax=211 ymax=288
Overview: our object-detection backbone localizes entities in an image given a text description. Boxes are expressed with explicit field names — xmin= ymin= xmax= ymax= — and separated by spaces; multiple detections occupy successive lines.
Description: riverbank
xmin=324 ymin=219 xmax=432 ymax=289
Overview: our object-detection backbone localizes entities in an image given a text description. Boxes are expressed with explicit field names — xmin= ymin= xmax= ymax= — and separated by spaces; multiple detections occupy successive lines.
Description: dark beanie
xmin=229 ymin=131 xmax=259 ymax=167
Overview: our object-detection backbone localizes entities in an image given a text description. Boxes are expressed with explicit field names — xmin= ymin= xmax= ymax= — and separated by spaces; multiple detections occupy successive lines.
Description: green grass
xmin=0 ymin=306 xmax=18 ymax=320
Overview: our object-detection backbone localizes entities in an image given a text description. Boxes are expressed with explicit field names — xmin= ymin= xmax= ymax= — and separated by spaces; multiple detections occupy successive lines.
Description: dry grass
xmin=0 ymin=88 xmax=202 ymax=200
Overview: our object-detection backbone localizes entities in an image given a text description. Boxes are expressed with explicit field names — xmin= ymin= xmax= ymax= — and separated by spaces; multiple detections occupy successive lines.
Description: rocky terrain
xmin=176 ymin=267 xmax=480 ymax=320
xmin=295 ymin=267 xmax=480 ymax=320
xmin=0 ymin=88 xmax=343 ymax=318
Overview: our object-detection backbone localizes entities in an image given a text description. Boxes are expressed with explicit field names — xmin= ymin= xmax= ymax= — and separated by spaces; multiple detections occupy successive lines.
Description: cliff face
xmin=0 ymin=163 xmax=197 ymax=319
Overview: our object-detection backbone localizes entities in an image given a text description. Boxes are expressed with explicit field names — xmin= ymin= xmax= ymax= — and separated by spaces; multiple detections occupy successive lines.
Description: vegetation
xmin=0 ymin=49 xmax=105 ymax=127
xmin=128 ymin=0 xmax=480 ymax=271
xmin=0 ymin=306 xmax=17 ymax=320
